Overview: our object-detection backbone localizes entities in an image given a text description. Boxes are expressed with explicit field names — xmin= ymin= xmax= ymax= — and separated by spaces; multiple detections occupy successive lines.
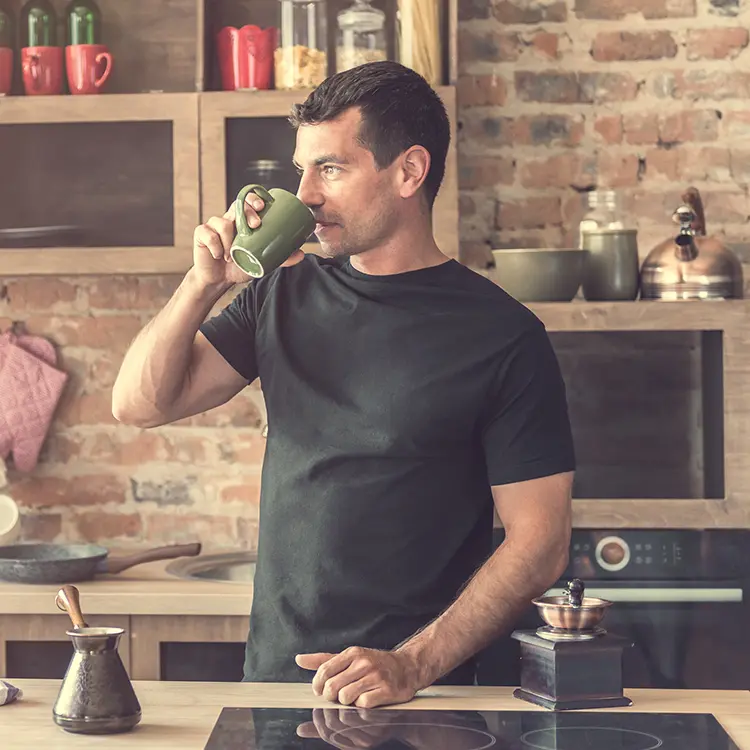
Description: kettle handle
xmin=681 ymin=187 xmax=706 ymax=237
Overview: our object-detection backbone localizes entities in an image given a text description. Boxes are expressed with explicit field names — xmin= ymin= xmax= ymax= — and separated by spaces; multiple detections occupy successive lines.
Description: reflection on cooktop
xmin=203 ymin=708 xmax=740 ymax=750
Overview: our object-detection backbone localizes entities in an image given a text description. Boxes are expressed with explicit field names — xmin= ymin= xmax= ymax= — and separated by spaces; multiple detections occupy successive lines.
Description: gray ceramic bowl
xmin=490 ymin=248 xmax=585 ymax=302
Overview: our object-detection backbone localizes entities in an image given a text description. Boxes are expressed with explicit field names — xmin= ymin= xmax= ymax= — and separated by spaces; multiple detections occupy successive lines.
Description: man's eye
xmin=323 ymin=165 xmax=341 ymax=176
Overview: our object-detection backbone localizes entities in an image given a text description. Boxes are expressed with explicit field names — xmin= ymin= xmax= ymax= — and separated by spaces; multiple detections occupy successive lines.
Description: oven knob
xmin=595 ymin=536 xmax=631 ymax=572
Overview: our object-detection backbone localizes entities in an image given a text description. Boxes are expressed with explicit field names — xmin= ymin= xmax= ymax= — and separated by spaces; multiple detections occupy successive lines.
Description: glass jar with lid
xmin=275 ymin=0 xmax=328 ymax=90
xmin=577 ymin=190 xmax=627 ymax=248
xmin=336 ymin=0 xmax=386 ymax=73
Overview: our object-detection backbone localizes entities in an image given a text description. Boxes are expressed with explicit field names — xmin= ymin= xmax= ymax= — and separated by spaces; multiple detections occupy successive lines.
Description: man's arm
xmin=296 ymin=470 xmax=573 ymax=707
xmin=395 ymin=470 xmax=573 ymax=687
xmin=111 ymin=269 xmax=248 ymax=428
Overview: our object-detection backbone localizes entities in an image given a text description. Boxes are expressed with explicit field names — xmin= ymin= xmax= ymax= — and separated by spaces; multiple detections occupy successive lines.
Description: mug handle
xmin=235 ymin=184 xmax=275 ymax=235
xmin=94 ymin=51 xmax=113 ymax=88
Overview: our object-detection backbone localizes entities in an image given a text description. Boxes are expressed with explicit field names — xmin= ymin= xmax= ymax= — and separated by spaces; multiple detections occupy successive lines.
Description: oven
xmin=475 ymin=529 xmax=750 ymax=690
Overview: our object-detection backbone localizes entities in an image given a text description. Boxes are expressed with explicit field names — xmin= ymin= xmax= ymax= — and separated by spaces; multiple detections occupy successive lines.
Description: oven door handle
xmin=549 ymin=587 xmax=743 ymax=603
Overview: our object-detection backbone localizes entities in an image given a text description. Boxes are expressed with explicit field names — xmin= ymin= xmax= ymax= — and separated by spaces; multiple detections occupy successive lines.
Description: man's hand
xmin=295 ymin=647 xmax=422 ymax=708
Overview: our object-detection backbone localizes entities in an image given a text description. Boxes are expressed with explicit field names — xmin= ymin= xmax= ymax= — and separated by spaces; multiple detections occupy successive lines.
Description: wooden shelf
xmin=0 ymin=246 xmax=193 ymax=276
xmin=527 ymin=299 xmax=750 ymax=332
xmin=0 ymin=92 xmax=197 ymax=124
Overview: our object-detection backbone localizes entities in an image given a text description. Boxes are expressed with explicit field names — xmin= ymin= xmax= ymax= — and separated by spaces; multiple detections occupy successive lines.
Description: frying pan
xmin=0 ymin=541 xmax=202 ymax=584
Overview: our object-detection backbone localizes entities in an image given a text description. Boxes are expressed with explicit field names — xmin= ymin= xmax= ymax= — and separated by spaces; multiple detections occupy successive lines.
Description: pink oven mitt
xmin=0 ymin=332 xmax=68 ymax=472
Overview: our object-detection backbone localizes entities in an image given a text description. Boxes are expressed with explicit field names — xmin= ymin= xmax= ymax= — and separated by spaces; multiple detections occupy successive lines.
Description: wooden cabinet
xmin=0 ymin=0 xmax=459 ymax=275
xmin=0 ymin=613 xmax=131 ymax=679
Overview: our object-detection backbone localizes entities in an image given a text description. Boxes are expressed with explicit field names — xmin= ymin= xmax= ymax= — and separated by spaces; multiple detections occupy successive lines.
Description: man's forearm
xmin=111 ymin=269 xmax=232 ymax=426
xmin=395 ymin=529 xmax=569 ymax=688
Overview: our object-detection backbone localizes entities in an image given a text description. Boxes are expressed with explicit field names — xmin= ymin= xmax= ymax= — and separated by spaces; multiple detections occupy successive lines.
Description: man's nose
xmin=296 ymin=172 xmax=323 ymax=208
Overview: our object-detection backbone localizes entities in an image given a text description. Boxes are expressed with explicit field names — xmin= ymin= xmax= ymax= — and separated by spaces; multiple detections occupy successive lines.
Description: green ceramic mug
xmin=230 ymin=184 xmax=316 ymax=278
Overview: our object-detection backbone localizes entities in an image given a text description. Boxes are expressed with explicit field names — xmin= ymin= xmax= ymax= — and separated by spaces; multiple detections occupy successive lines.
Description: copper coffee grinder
xmin=512 ymin=579 xmax=633 ymax=710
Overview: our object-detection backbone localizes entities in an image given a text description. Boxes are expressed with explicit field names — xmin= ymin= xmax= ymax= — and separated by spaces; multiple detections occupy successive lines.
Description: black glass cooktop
xmin=204 ymin=707 xmax=740 ymax=750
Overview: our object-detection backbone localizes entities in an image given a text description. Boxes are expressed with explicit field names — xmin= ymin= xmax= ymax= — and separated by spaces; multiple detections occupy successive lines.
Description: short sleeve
xmin=481 ymin=323 xmax=576 ymax=486
xmin=199 ymin=284 xmax=259 ymax=382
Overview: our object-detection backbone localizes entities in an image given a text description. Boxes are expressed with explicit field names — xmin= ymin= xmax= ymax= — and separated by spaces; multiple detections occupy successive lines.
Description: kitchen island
xmin=3 ymin=680 xmax=750 ymax=749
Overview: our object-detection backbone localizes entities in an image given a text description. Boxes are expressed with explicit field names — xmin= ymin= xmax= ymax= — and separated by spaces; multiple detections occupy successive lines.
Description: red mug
xmin=216 ymin=25 xmax=276 ymax=91
xmin=0 ymin=48 xmax=12 ymax=95
xmin=66 ymin=44 xmax=112 ymax=94
xmin=22 ymin=46 xmax=64 ymax=95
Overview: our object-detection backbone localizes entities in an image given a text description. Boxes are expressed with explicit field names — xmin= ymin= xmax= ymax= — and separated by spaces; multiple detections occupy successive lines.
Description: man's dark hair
xmin=289 ymin=61 xmax=450 ymax=209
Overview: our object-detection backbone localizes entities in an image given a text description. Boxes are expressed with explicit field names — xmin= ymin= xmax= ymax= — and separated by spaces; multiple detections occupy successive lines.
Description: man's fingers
xmin=323 ymin=661 xmax=372 ymax=703
xmin=310 ymin=651 xmax=357 ymax=696
xmin=205 ymin=216 xmax=235 ymax=261
xmin=194 ymin=224 xmax=224 ymax=260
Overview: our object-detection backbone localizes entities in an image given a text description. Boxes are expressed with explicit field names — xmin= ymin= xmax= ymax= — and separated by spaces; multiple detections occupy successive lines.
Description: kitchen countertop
xmin=0 ymin=555 xmax=253 ymax=616
xmin=3 ymin=681 xmax=750 ymax=749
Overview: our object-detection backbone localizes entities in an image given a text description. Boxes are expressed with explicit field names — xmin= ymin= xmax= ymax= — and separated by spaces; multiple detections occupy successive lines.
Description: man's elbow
xmin=111 ymin=390 xmax=165 ymax=429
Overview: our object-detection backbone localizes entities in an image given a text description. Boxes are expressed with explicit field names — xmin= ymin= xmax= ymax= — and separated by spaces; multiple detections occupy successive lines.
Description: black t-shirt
xmin=199 ymin=255 xmax=575 ymax=684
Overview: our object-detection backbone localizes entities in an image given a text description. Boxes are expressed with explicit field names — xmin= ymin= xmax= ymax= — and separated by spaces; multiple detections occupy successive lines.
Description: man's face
xmin=293 ymin=108 xmax=400 ymax=258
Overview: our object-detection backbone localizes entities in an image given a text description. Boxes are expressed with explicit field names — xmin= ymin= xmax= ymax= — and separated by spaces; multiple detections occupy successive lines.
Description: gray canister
xmin=581 ymin=229 xmax=640 ymax=301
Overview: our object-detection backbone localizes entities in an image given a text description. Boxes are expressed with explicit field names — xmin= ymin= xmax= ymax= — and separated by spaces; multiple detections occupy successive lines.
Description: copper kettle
xmin=640 ymin=187 xmax=743 ymax=300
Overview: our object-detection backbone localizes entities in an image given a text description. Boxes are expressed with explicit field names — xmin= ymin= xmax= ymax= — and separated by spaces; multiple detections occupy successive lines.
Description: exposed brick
xmin=514 ymin=115 xmax=585 ymax=146
xmin=519 ymin=154 xmax=597 ymax=190
xmin=3 ymin=280 xmax=77 ymax=309
xmin=20 ymin=512 xmax=62 ymax=541
xmin=657 ymin=70 xmax=750 ymax=100
xmin=624 ymin=113 xmax=660 ymax=145
xmin=598 ymin=153 xmax=642 ymax=187
xmin=73 ymin=511 xmax=142 ymax=541
xmin=145 ymin=513 xmax=234 ymax=545
xmin=529 ymin=32 xmax=560 ymax=59
xmin=708 ymin=0 xmax=740 ymax=16
xmin=493 ymin=0 xmax=567 ymax=24
xmin=458 ymin=74 xmax=508 ymax=107
xmin=490 ymin=227 xmax=567 ymax=251
xmin=458 ymin=29 xmax=521 ymax=64
xmin=578 ymin=72 xmax=639 ymax=103
xmin=515 ymin=71 xmax=580 ymax=103
xmin=87 ymin=276 xmax=181 ymax=310
xmin=164 ymin=435 xmax=212 ymax=465
xmin=459 ymin=113 xmax=514 ymax=149
xmin=496 ymin=197 xmax=563 ymax=230
xmin=25 ymin=314 xmax=144 ymax=350
xmin=659 ymin=110 xmax=720 ymax=144
xmin=58 ymin=391 xmax=116 ymax=426
xmin=218 ymin=433 xmax=267 ymax=464
xmin=460 ymin=156 xmax=515 ymax=189
xmin=575 ymin=0 xmax=696 ymax=20
xmin=220 ymin=482 xmax=261 ymax=505
xmin=725 ymin=111 xmax=750 ymax=138
xmin=686 ymin=28 xmax=749 ymax=61
xmin=679 ymin=147 xmax=732 ymax=181
xmin=458 ymin=0 xmax=491 ymax=20
xmin=594 ymin=116 xmax=623 ymax=144
xmin=592 ymin=31 xmax=678 ymax=62
xmin=730 ymin=151 xmax=750 ymax=183
xmin=131 ymin=477 xmax=195 ymax=506
xmin=460 ymin=195 xmax=477 ymax=218
xmin=646 ymin=148 xmax=681 ymax=180
xmin=700 ymin=192 xmax=749 ymax=224
xmin=11 ymin=475 xmax=127 ymax=508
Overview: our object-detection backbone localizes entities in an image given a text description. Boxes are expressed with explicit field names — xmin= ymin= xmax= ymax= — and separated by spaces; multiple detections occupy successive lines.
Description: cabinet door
xmin=0 ymin=614 xmax=131 ymax=679
xmin=130 ymin=615 xmax=248 ymax=681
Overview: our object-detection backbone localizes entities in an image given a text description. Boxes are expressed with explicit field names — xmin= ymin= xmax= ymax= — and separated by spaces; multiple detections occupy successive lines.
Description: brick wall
xmin=0 ymin=278 xmax=263 ymax=549
xmin=458 ymin=0 xmax=750 ymax=270
xmin=2 ymin=0 xmax=748 ymax=547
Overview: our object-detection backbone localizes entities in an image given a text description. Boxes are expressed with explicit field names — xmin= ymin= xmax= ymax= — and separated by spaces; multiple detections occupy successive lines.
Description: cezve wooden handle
xmin=56 ymin=584 xmax=88 ymax=629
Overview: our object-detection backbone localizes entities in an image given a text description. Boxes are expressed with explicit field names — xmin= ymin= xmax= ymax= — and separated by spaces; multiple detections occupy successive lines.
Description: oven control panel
xmin=565 ymin=530 xmax=697 ymax=579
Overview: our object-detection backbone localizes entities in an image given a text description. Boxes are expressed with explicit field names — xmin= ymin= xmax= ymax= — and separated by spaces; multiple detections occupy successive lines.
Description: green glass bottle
xmin=66 ymin=0 xmax=101 ymax=45
xmin=20 ymin=0 xmax=57 ymax=47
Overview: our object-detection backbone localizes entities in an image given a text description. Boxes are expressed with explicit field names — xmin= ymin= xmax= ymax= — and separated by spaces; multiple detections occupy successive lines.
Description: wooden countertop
xmin=0 ymin=555 xmax=253 ymax=617
xmin=3 ymin=681 xmax=750 ymax=749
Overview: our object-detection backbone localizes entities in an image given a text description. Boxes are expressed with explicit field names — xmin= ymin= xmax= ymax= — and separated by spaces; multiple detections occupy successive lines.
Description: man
xmin=112 ymin=61 xmax=575 ymax=708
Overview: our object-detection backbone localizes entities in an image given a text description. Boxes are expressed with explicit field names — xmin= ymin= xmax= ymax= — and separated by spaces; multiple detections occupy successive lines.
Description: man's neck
xmin=348 ymin=219 xmax=450 ymax=277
